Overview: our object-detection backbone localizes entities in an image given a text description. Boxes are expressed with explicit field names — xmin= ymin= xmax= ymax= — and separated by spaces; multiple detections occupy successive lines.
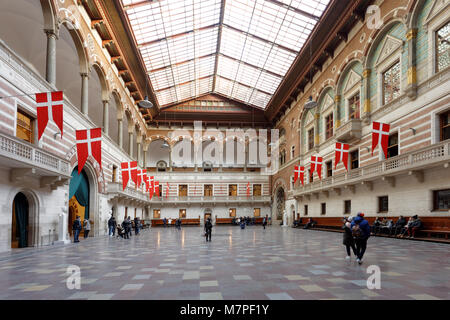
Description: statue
xmin=282 ymin=209 xmax=288 ymax=227
xmin=55 ymin=212 xmax=70 ymax=244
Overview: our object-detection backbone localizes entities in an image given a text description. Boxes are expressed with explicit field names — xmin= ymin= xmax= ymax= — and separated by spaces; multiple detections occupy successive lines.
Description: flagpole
xmin=0 ymin=91 xmax=56 ymax=100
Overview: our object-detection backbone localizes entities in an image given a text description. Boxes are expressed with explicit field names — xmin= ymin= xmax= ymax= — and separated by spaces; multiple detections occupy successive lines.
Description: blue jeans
xmin=109 ymin=226 xmax=115 ymax=236
xmin=74 ymin=229 xmax=80 ymax=242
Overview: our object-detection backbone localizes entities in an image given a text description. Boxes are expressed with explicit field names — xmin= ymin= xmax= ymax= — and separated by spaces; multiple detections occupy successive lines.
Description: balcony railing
xmin=294 ymin=140 xmax=450 ymax=197
xmin=107 ymin=182 xmax=149 ymax=202
xmin=148 ymin=195 xmax=271 ymax=204
xmin=0 ymin=132 xmax=71 ymax=177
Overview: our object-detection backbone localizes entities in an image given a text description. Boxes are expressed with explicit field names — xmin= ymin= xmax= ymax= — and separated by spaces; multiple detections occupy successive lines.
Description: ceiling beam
xmin=265 ymin=0 xmax=321 ymax=21
xmin=148 ymin=52 xmax=216 ymax=73
xmin=122 ymin=0 xmax=163 ymax=11
xmin=212 ymin=0 xmax=226 ymax=93
xmin=216 ymin=75 xmax=273 ymax=96
xmin=218 ymin=53 xmax=284 ymax=78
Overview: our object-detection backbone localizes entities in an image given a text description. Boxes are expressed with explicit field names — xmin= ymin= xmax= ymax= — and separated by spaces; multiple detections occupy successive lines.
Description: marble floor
xmin=0 ymin=225 xmax=448 ymax=300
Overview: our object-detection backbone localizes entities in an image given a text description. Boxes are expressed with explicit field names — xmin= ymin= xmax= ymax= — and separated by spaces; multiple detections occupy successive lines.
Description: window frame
xmin=16 ymin=108 xmax=35 ymax=144
xmin=153 ymin=209 xmax=161 ymax=219
xmin=433 ymin=189 xmax=450 ymax=211
xmin=229 ymin=208 xmax=236 ymax=217
xmin=325 ymin=112 xmax=334 ymax=140
xmin=307 ymin=127 xmax=315 ymax=151
xmin=378 ymin=195 xmax=389 ymax=213
xmin=344 ymin=200 xmax=351 ymax=215
xmin=439 ymin=110 xmax=450 ymax=142
xmin=350 ymin=149 xmax=359 ymax=170
xmin=382 ymin=59 xmax=401 ymax=105
xmin=434 ymin=20 xmax=450 ymax=74
xmin=321 ymin=202 xmax=326 ymax=215
xmin=179 ymin=209 xmax=186 ymax=219
xmin=326 ymin=160 xmax=333 ymax=178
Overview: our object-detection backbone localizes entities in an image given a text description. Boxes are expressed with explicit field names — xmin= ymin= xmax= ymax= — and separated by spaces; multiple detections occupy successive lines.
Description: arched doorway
xmin=276 ymin=187 xmax=285 ymax=220
xmin=68 ymin=167 xmax=90 ymax=237
xmin=11 ymin=192 xmax=29 ymax=248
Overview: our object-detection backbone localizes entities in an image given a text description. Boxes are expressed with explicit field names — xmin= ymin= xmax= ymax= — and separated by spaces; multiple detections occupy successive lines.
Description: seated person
xmin=293 ymin=218 xmax=303 ymax=228
xmin=391 ymin=216 xmax=406 ymax=236
xmin=381 ymin=219 xmax=393 ymax=235
xmin=372 ymin=217 xmax=381 ymax=234
xmin=406 ymin=215 xmax=423 ymax=238
xmin=117 ymin=225 xmax=125 ymax=238
xmin=398 ymin=217 xmax=415 ymax=238
xmin=303 ymin=218 xmax=315 ymax=229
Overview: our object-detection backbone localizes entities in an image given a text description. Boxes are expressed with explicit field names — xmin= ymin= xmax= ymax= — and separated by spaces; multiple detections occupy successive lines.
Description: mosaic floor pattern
xmin=0 ymin=226 xmax=448 ymax=300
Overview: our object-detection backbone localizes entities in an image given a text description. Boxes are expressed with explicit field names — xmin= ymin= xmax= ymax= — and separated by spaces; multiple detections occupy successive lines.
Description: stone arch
xmin=148 ymin=138 xmax=170 ymax=167
xmin=58 ymin=19 xmax=89 ymax=74
xmin=336 ymin=59 xmax=364 ymax=89
xmin=407 ymin=0 xmax=427 ymax=29
xmin=172 ymin=139 xmax=194 ymax=167
xmin=40 ymin=0 xmax=58 ymax=32
xmin=109 ymin=90 xmax=122 ymax=146
xmin=92 ymin=63 xmax=110 ymax=101
xmin=7 ymin=188 xmax=40 ymax=249
xmin=88 ymin=63 xmax=109 ymax=129
xmin=122 ymin=109 xmax=132 ymax=154
xmin=363 ymin=18 xmax=407 ymax=60
xmin=0 ymin=0 xmax=49 ymax=78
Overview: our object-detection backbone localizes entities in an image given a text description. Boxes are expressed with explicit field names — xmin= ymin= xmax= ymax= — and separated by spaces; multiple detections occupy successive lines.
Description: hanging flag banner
xmin=246 ymin=182 xmax=250 ymax=198
xmin=294 ymin=165 xmax=305 ymax=185
xmin=310 ymin=156 xmax=323 ymax=180
xmin=36 ymin=91 xmax=64 ymax=140
xmin=136 ymin=168 xmax=144 ymax=188
xmin=166 ymin=182 xmax=169 ymax=199
xmin=149 ymin=176 xmax=154 ymax=200
xmin=372 ymin=121 xmax=390 ymax=158
xmin=143 ymin=171 xmax=149 ymax=191
xmin=75 ymin=128 xmax=102 ymax=174
xmin=121 ymin=161 xmax=136 ymax=191
xmin=155 ymin=181 xmax=160 ymax=198
xmin=335 ymin=142 xmax=350 ymax=171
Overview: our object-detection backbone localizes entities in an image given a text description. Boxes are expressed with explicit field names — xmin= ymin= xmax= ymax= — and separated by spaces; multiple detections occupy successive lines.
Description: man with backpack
xmin=351 ymin=212 xmax=371 ymax=264
xmin=205 ymin=218 xmax=213 ymax=242
xmin=262 ymin=215 xmax=268 ymax=230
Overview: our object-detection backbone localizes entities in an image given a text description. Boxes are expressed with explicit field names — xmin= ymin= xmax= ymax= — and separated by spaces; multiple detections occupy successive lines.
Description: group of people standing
xmin=71 ymin=215 xmax=91 ymax=243
xmin=342 ymin=212 xmax=371 ymax=265
xmin=107 ymin=215 xmax=142 ymax=239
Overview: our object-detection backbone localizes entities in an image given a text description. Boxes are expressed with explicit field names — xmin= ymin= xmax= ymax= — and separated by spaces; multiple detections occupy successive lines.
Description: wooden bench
xmin=151 ymin=218 xmax=200 ymax=226
xmin=181 ymin=218 xmax=200 ymax=226
xmin=297 ymin=216 xmax=450 ymax=243
xmin=216 ymin=218 xmax=233 ymax=224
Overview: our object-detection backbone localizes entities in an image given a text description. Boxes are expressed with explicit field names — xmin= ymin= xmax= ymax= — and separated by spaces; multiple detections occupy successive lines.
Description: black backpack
xmin=352 ymin=224 xmax=363 ymax=239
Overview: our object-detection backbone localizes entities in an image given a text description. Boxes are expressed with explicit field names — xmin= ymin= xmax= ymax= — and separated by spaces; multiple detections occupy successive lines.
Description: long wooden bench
xmin=216 ymin=218 xmax=233 ymax=224
xmin=297 ymin=216 xmax=450 ymax=243
xmin=151 ymin=218 xmax=200 ymax=227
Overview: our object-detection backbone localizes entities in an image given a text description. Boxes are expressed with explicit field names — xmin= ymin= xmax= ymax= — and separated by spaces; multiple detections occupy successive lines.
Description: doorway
xmin=11 ymin=192 xmax=29 ymax=248
xmin=68 ymin=167 xmax=90 ymax=237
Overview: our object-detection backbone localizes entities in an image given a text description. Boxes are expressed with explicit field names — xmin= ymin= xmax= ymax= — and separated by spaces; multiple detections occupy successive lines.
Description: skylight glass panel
xmin=122 ymin=0 xmax=331 ymax=108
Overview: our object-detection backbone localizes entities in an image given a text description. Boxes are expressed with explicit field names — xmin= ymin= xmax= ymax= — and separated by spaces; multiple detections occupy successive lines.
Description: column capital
xmin=44 ymin=29 xmax=58 ymax=39
xmin=363 ymin=69 xmax=371 ymax=78
xmin=334 ymin=95 xmax=341 ymax=103
xmin=406 ymin=28 xmax=418 ymax=41
xmin=80 ymin=72 xmax=89 ymax=78
xmin=102 ymin=100 xmax=110 ymax=105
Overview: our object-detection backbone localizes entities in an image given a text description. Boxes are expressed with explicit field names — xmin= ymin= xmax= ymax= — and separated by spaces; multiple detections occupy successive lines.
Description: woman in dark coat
xmin=343 ymin=216 xmax=357 ymax=260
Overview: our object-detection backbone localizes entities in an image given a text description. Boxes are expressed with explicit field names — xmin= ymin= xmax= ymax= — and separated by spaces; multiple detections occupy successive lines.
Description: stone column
xmin=405 ymin=28 xmax=418 ymax=99
xmin=143 ymin=142 xmax=148 ymax=169
xmin=334 ymin=95 xmax=341 ymax=129
xmin=168 ymin=146 xmax=173 ymax=172
xmin=314 ymin=112 xmax=320 ymax=148
xmin=128 ymin=131 xmax=134 ymax=157
xmin=45 ymin=30 xmax=57 ymax=86
xmin=362 ymin=69 xmax=371 ymax=123
xmin=102 ymin=100 xmax=109 ymax=135
xmin=137 ymin=142 xmax=142 ymax=166
xmin=118 ymin=119 xmax=123 ymax=148
xmin=81 ymin=73 xmax=89 ymax=115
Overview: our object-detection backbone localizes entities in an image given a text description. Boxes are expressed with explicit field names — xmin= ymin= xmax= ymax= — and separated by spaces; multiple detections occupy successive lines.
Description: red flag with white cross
xmin=294 ymin=165 xmax=305 ymax=185
xmin=36 ymin=91 xmax=64 ymax=140
xmin=143 ymin=171 xmax=149 ymax=191
xmin=121 ymin=161 xmax=135 ymax=191
xmin=246 ymin=182 xmax=250 ymax=198
xmin=166 ymin=182 xmax=169 ymax=199
xmin=154 ymin=181 xmax=160 ymax=198
xmin=75 ymin=128 xmax=102 ymax=174
xmin=335 ymin=142 xmax=350 ymax=171
xmin=149 ymin=176 xmax=154 ymax=199
xmin=310 ymin=156 xmax=323 ymax=180
xmin=372 ymin=121 xmax=390 ymax=158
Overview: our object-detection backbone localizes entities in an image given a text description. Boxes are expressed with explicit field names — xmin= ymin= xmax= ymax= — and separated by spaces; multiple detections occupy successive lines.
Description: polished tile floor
xmin=0 ymin=225 xmax=448 ymax=300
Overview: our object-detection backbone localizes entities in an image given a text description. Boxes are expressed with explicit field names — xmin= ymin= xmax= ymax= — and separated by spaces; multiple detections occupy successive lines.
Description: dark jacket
xmin=72 ymin=219 xmax=82 ymax=231
xmin=342 ymin=223 xmax=354 ymax=245
xmin=205 ymin=220 xmax=213 ymax=231
xmin=411 ymin=218 xmax=423 ymax=228
xmin=351 ymin=216 xmax=371 ymax=239
xmin=395 ymin=217 xmax=406 ymax=227
xmin=108 ymin=217 xmax=116 ymax=228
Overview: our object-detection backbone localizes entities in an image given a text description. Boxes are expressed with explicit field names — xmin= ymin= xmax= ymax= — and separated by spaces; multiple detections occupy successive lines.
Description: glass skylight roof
xmin=121 ymin=0 xmax=330 ymax=109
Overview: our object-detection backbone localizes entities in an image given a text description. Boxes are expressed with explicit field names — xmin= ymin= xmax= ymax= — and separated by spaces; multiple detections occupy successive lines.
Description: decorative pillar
xmin=362 ymin=69 xmax=371 ymax=123
xmin=118 ymin=119 xmax=123 ymax=148
xmin=137 ymin=142 xmax=142 ymax=166
xmin=102 ymin=100 xmax=109 ymax=135
xmin=168 ymin=146 xmax=173 ymax=172
xmin=143 ymin=142 xmax=148 ymax=169
xmin=80 ymin=73 xmax=89 ymax=115
xmin=45 ymin=30 xmax=57 ymax=86
xmin=128 ymin=131 xmax=134 ymax=157
xmin=405 ymin=28 xmax=418 ymax=99
xmin=334 ymin=95 xmax=341 ymax=129
xmin=314 ymin=112 xmax=320 ymax=147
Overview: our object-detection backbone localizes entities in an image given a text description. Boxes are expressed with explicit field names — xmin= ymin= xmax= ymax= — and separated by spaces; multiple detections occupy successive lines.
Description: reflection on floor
xmin=0 ymin=226 xmax=448 ymax=300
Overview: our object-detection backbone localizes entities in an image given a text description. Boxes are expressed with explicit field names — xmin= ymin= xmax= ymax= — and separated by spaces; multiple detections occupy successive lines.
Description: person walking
xmin=205 ymin=218 xmax=213 ymax=242
xmin=134 ymin=217 xmax=140 ymax=235
xmin=343 ymin=216 xmax=357 ymax=260
xmin=72 ymin=216 xmax=82 ymax=243
xmin=262 ymin=215 xmax=268 ymax=230
xmin=83 ymin=219 xmax=91 ymax=239
xmin=351 ymin=212 xmax=371 ymax=264
xmin=108 ymin=215 xmax=116 ymax=237
xmin=163 ymin=217 xmax=167 ymax=228
xmin=127 ymin=216 xmax=133 ymax=238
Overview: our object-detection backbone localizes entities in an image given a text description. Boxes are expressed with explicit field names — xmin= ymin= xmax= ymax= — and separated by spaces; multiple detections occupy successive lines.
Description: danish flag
xmin=335 ymin=142 xmax=350 ymax=171
xmin=310 ymin=156 xmax=323 ymax=180
xmin=154 ymin=181 xmax=160 ymax=198
xmin=246 ymin=182 xmax=250 ymax=198
xmin=143 ymin=171 xmax=149 ymax=191
xmin=75 ymin=128 xmax=102 ymax=174
xmin=136 ymin=168 xmax=144 ymax=188
xmin=120 ymin=161 xmax=137 ymax=191
xmin=294 ymin=165 xmax=305 ymax=185
xmin=166 ymin=182 xmax=170 ymax=199
xmin=372 ymin=121 xmax=390 ymax=158
xmin=36 ymin=91 xmax=64 ymax=140
xmin=149 ymin=176 xmax=154 ymax=199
